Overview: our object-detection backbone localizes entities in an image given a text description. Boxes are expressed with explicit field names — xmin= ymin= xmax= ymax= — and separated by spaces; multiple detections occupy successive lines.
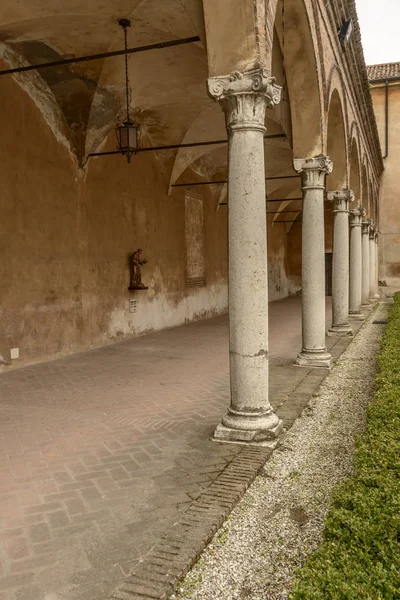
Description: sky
xmin=356 ymin=0 xmax=399 ymax=65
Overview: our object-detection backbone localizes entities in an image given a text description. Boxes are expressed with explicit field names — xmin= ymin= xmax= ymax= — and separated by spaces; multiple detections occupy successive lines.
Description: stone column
xmin=293 ymin=155 xmax=333 ymax=368
xmin=327 ymin=190 xmax=354 ymax=337
xmin=361 ymin=218 xmax=371 ymax=306
xmin=369 ymin=223 xmax=377 ymax=300
xmin=207 ymin=68 xmax=283 ymax=444
xmin=349 ymin=208 xmax=364 ymax=320
xmin=374 ymin=232 xmax=380 ymax=298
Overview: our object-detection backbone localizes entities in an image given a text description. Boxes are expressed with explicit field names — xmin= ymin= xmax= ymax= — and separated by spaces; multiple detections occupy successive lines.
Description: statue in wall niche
xmin=129 ymin=248 xmax=148 ymax=290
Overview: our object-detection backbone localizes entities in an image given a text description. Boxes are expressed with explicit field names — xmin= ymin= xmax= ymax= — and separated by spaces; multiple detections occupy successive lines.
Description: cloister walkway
xmin=0 ymin=296 xmax=363 ymax=600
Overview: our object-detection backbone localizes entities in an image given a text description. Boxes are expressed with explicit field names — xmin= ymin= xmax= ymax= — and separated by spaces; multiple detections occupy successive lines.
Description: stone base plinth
xmin=295 ymin=349 xmax=332 ymax=368
xmin=327 ymin=324 xmax=353 ymax=337
xmin=361 ymin=301 xmax=371 ymax=307
xmin=213 ymin=414 xmax=283 ymax=446
xmin=349 ymin=311 xmax=365 ymax=321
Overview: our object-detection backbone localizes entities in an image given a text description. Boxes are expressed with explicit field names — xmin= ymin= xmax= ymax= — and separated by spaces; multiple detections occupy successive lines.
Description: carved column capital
xmin=362 ymin=218 xmax=371 ymax=236
xmin=327 ymin=189 xmax=354 ymax=213
xmin=349 ymin=208 xmax=363 ymax=227
xmin=369 ymin=222 xmax=376 ymax=240
xmin=207 ymin=68 xmax=282 ymax=132
xmin=293 ymin=155 xmax=333 ymax=190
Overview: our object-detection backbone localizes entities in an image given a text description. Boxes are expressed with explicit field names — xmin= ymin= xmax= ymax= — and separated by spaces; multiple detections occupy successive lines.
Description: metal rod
xmin=0 ymin=36 xmax=201 ymax=76
xmin=138 ymin=139 xmax=227 ymax=153
xmin=88 ymin=139 xmax=228 ymax=157
xmin=173 ymin=180 xmax=227 ymax=187
xmin=171 ymin=168 xmax=296 ymax=188
xmin=90 ymin=133 xmax=287 ymax=160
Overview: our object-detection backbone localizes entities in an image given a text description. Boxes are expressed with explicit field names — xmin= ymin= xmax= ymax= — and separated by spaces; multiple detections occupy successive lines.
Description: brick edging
xmin=108 ymin=446 xmax=272 ymax=600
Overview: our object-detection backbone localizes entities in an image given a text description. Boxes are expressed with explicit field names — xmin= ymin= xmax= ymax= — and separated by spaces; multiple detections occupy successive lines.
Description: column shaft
xmin=361 ymin=220 xmax=370 ymax=306
xmin=327 ymin=190 xmax=353 ymax=336
xmin=349 ymin=209 xmax=364 ymax=320
xmin=294 ymin=156 xmax=332 ymax=368
xmin=369 ymin=226 xmax=376 ymax=299
xmin=208 ymin=69 xmax=283 ymax=444
xmin=374 ymin=234 xmax=380 ymax=298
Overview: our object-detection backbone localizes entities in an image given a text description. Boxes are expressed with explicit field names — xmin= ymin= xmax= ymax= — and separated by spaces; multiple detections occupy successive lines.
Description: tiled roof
xmin=367 ymin=62 xmax=400 ymax=81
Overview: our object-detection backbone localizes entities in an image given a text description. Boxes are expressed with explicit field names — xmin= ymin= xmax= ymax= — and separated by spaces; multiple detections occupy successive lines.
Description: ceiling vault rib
xmin=0 ymin=36 xmax=201 ymax=76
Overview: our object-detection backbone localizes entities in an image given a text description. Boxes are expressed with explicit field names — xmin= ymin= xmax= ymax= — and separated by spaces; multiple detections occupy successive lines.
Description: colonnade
xmin=208 ymin=68 xmax=379 ymax=446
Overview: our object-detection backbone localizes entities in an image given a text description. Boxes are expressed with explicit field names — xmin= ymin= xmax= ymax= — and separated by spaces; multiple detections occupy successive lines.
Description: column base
xmin=295 ymin=349 xmax=332 ymax=368
xmin=361 ymin=300 xmax=371 ymax=307
xmin=213 ymin=409 xmax=283 ymax=445
xmin=327 ymin=324 xmax=353 ymax=337
xmin=349 ymin=311 xmax=365 ymax=321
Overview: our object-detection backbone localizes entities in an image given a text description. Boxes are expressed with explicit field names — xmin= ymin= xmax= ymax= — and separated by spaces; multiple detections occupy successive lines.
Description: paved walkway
xmin=0 ymin=297 xmax=363 ymax=600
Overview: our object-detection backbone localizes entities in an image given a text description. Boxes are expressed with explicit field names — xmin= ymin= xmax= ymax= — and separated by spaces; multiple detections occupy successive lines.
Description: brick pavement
xmin=0 ymin=297 xmax=367 ymax=600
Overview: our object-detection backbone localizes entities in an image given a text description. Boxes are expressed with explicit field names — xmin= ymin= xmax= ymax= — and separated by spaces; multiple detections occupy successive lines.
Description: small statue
xmin=129 ymin=248 xmax=148 ymax=290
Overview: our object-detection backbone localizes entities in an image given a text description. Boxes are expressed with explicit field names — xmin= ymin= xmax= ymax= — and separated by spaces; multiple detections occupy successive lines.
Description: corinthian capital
xmin=293 ymin=155 xmax=333 ymax=190
xmin=361 ymin=218 xmax=371 ymax=235
xmin=349 ymin=208 xmax=363 ymax=227
xmin=327 ymin=189 xmax=354 ymax=213
xmin=207 ymin=68 xmax=282 ymax=132
xmin=369 ymin=222 xmax=375 ymax=239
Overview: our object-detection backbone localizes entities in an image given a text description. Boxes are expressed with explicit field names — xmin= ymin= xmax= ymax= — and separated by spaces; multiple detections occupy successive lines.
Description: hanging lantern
xmin=116 ymin=19 xmax=140 ymax=163
xmin=116 ymin=120 xmax=139 ymax=163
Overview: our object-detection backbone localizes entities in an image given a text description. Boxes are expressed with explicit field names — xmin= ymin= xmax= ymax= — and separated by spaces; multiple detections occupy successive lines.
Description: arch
xmin=361 ymin=160 xmax=369 ymax=215
xmin=272 ymin=0 xmax=324 ymax=157
xmin=202 ymin=0 xmax=268 ymax=76
xmin=349 ymin=132 xmax=361 ymax=206
xmin=326 ymin=88 xmax=347 ymax=190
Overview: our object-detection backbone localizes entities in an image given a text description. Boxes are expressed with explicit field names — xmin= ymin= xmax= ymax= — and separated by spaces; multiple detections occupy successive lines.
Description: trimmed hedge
xmin=290 ymin=296 xmax=400 ymax=600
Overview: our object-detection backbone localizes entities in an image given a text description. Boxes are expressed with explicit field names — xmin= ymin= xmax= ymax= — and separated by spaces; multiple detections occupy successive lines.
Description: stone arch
xmin=361 ymin=160 xmax=369 ymax=215
xmin=349 ymin=131 xmax=362 ymax=206
xmin=270 ymin=0 xmax=324 ymax=157
xmin=326 ymin=88 xmax=348 ymax=190
xmin=324 ymin=65 xmax=349 ymax=190
xmin=201 ymin=0 xmax=268 ymax=76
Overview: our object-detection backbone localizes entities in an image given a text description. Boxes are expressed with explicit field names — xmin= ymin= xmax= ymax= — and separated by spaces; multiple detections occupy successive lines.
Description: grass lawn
xmin=290 ymin=297 xmax=400 ymax=600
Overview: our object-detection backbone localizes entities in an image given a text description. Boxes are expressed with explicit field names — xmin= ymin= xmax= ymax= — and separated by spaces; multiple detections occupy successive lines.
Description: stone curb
xmin=108 ymin=446 xmax=272 ymax=600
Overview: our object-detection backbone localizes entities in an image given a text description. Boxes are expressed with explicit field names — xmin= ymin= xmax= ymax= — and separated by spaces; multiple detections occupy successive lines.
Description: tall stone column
xmin=370 ymin=224 xmax=375 ymax=293
xmin=349 ymin=208 xmax=364 ymax=320
xmin=369 ymin=223 xmax=377 ymax=300
xmin=361 ymin=218 xmax=371 ymax=306
xmin=327 ymin=190 xmax=354 ymax=337
xmin=293 ymin=155 xmax=333 ymax=368
xmin=207 ymin=68 xmax=283 ymax=444
xmin=374 ymin=232 xmax=380 ymax=298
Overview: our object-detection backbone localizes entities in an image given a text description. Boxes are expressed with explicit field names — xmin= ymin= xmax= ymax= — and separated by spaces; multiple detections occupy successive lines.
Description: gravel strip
xmin=173 ymin=304 xmax=387 ymax=600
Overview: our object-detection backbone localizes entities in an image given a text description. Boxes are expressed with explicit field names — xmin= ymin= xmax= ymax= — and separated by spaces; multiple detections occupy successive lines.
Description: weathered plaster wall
xmin=370 ymin=83 xmax=400 ymax=286
xmin=0 ymin=71 xmax=300 ymax=371
xmin=268 ymin=221 xmax=301 ymax=299
xmin=0 ymin=73 xmax=228 ymax=369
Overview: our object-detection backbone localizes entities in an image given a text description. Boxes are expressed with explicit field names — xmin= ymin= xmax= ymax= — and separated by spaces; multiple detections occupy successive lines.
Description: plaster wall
xmin=0 ymin=73 xmax=297 ymax=370
xmin=0 ymin=73 xmax=228 ymax=369
xmin=370 ymin=83 xmax=400 ymax=286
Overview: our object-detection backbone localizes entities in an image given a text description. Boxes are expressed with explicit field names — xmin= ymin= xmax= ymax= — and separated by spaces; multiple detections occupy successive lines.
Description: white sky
xmin=356 ymin=0 xmax=400 ymax=65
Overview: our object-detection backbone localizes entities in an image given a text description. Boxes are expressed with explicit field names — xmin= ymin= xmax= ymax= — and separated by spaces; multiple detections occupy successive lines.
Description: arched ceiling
xmin=0 ymin=0 xmax=297 ymax=202
xmin=0 ymin=0 xmax=207 ymax=162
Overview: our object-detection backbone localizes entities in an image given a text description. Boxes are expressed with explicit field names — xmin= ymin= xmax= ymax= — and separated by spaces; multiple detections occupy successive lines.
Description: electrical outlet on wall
xmin=10 ymin=348 xmax=19 ymax=360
